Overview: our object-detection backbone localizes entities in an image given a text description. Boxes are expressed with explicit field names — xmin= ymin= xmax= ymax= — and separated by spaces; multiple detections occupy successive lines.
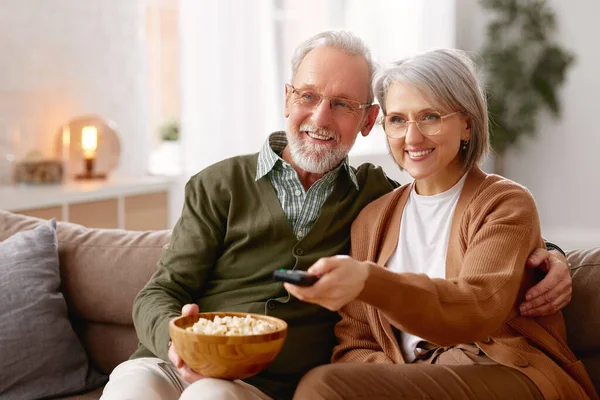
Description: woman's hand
xmin=284 ymin=255 xmax=370 ymax=311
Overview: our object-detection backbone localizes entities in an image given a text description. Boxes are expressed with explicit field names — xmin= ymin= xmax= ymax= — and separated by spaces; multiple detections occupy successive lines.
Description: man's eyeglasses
xmin=381 ymin=111 xmax=460 ymax=138
xmin=286 ymin=84 xmax=371 ymax=116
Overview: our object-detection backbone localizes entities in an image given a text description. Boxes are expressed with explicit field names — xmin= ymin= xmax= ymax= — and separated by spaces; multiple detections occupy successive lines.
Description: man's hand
xmin=168 ymin=303 xmax=205 ymax=383
xmin=519 ymin=248 xmax=572 ymax=317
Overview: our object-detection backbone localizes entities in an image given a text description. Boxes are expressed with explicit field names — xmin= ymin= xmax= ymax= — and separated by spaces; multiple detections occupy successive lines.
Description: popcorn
xmin=186 ymin=315 xmax=277 ymax=336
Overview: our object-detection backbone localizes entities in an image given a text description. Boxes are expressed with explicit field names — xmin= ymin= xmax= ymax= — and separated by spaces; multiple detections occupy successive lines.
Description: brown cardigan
xmin=333 ymin=167 xmax=598 ymax=400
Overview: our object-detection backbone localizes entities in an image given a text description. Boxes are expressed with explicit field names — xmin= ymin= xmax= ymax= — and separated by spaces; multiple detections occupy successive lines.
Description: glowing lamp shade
xmin=81 ymin=126 xmax=98 ymax=159
xmin=55 ymin=115 xmax=120 ymax=180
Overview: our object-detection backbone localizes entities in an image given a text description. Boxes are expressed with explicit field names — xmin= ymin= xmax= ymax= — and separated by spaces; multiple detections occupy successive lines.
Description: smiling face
xmin=385 ymin=81 xmax=471 ymax=195
xmin=284 ymin=46 xmax=379 ymax=175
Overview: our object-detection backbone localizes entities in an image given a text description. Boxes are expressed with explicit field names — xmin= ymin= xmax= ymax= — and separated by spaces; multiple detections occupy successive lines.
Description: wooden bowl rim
xmin=169 ymin=312 xmax=288 ymax=339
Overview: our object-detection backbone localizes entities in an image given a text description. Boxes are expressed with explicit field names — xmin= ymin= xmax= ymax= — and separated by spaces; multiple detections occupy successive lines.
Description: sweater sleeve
xmin=132 ymin=175 xmax=226 ymax=361
xmin=332 ymin=300 xmax=394 ymax=364
xmin=356 ymin=185 xmax=541 ymax=346
xmin=331 ymin=192 xmax=399 ymax=364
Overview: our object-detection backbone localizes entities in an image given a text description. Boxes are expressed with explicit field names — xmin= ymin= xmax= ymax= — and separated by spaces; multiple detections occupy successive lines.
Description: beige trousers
xmin=100 ymin=358 xmax=274 ymax=400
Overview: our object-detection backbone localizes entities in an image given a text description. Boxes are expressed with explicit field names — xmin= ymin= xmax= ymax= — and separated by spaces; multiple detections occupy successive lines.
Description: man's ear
xmin=360 ymin=104 xmax=380 ymax=137
xmin=284 ymin=85 xmax=291 ymax=118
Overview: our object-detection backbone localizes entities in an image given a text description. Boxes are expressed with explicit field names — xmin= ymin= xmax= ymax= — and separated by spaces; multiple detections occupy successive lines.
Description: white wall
xmin=456 ymin=0 xmax=600 ymax=250
xmin=177 ymin=0 xmax=458 ymax=176
xmin=178 ymin=0 xmax=279 ymax=177
xmin=346 ymin=0 xmax=457 ymax=157
xmin=0 ymin=0 xmax=149 ymax=178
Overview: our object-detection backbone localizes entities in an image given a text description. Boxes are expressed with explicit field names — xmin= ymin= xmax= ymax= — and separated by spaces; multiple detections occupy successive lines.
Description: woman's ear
xmin=462 ymin=117 xmax=472 ymax=141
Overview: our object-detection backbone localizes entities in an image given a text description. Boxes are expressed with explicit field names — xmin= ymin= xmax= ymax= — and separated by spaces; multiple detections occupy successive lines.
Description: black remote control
xmin=273 ymin=269 xmax=320 ymax=286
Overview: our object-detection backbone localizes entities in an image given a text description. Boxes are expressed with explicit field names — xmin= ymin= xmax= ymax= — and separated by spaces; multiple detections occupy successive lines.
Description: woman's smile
xmin=405 ymin=148 xmax=434 ymax=160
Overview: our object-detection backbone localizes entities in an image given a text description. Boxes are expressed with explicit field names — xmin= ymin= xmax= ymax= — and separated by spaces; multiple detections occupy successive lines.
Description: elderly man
xmin=101 ymin=31 xmax=572 ymax=400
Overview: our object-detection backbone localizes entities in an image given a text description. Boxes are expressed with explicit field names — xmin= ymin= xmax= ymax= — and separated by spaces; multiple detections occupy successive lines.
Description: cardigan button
xmin=295 ymin=248 xmax=304 ymax=256
xmin=514 ymin=358 xmax=529 ymax=368
xmin=267 ymin=302 xmax=276 ymax=310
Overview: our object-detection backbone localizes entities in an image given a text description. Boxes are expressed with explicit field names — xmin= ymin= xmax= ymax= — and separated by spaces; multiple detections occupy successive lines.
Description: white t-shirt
xmin=387 ymin=173 xmax=468 ymax=362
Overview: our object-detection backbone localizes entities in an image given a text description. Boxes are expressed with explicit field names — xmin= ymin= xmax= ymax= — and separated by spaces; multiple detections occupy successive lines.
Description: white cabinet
xmin=0 ymin=176 xmax=176 ymax=230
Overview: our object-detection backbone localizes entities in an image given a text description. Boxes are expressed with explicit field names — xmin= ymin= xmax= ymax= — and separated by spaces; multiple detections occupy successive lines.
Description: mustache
xmin=298 ymin=123 xmax=337 ymax=139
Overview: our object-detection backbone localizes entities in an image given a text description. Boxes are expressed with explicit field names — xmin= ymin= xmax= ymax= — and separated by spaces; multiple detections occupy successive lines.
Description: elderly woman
xmin=285 ymin=49 xmax=598 ymax=400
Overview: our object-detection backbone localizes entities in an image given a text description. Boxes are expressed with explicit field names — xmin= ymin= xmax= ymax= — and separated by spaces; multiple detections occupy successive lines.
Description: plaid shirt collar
xmin=255 ymin=131 xmax=359 ymax=190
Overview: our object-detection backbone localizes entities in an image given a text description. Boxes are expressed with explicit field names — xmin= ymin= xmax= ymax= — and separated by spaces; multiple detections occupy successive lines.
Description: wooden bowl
xmin=169 ymin=312 xmax=288 ymax=380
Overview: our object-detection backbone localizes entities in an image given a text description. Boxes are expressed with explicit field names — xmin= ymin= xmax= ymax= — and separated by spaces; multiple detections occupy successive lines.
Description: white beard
xmin=287 ymin=124 xmax=355 ymax=175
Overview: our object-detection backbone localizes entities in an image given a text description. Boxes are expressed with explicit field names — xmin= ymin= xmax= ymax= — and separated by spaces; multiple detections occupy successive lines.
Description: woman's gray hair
xmin=374 ymin=49 xmax=489 ymax=171
xmin=290 ymin=30 xmax=376 ymax=103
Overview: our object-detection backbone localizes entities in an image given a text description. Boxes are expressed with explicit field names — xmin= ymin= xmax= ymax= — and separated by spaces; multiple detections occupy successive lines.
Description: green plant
xmin=480 ymin=0 xmax=574 ymax=175
xmin=158 ymin=118 xmax=180 ymax=141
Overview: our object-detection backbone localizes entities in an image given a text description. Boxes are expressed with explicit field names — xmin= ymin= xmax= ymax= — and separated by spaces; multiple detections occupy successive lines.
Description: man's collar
xmin=342 ymin=159 xmax=359 ymax=190
xmin=256 ymin=131 xmax=287 ymax=180
xmin=256 ymin=131 xmax=359 ymax=190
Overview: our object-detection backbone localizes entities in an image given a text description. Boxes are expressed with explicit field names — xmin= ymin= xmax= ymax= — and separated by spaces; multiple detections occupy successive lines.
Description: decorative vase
xmin=149 ymin=140 xmax=183 ymax=176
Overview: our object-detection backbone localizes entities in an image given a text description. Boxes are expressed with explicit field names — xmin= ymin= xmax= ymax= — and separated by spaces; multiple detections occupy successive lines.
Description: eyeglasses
xmin=381 ymin=111 xmax=460 ymax=138
xmin=286 ymin=84 xmax=371 ymax=116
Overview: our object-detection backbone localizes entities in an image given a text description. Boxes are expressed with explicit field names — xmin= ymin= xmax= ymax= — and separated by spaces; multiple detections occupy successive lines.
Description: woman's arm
xmin=286 ymin=184 xmax=543 ymax=346
xmin=332 ymin=300 xmax=394 ymax=364
xmin=355 ymin=185 xmax=542 ymax=346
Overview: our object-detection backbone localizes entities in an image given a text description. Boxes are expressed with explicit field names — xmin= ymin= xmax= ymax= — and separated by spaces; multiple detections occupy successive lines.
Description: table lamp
xmin=75 ymin=125 xmax=106 ymax=180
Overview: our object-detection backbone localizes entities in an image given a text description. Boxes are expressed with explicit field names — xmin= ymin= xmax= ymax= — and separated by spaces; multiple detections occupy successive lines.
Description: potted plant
xmin=159 ymin=117 xmax=180 ymax=142
xmin=480 ymin=0 xmax=575 ymax=175
xmin=149 ymin=117 xmax=182 ymax=176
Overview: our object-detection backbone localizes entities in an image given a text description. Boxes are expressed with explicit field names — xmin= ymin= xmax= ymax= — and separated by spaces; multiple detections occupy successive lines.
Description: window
xmin=176 ymin=0 xmax=456 ymax=174
xmin=274 ymin=0 xmax=456 ymax=156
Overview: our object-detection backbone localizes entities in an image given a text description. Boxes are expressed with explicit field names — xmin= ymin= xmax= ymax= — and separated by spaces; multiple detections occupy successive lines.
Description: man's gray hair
xmin=290 ymin=30 xmax=376 ymax=103
xmin=374 ymin=49 xmax=489 ymax=171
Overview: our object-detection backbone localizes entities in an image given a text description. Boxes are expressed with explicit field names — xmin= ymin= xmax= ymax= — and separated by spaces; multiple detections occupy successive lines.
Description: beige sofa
xmin=0 ymin=210 xmax=598 ymax=399
xmin=0 ymin=210 xmax=170 ymax=399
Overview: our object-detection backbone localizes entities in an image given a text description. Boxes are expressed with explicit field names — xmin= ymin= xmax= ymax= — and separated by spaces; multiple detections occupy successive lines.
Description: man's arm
xmin=519 ymin=246 xmax=572 ymax=317
xmin=132 ymin=176 xmax=225 ymax=361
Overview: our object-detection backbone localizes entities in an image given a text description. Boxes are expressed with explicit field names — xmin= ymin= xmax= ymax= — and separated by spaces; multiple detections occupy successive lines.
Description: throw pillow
xmin=0 ymin=220 xmax=107 ymax=399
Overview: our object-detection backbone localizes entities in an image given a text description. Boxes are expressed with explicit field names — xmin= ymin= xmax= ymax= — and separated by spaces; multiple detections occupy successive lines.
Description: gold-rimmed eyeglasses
xmin=380 ymin=111 xmax=460 ymax=138
xmin=286 ymin=84 xmax=371 ymax=116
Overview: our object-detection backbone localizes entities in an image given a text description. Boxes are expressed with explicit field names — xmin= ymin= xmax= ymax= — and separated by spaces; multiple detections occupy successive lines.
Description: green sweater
xmin=132 ymin=153 xmax=397 ymax=399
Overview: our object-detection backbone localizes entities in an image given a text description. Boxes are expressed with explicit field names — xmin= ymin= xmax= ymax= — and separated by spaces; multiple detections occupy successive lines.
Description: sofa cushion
xmin=56 ymin=223 xmax=171 ymax=326
xmin=565 ymin=247 xmax=600 ymax=352
xmin=578 ymin=354 xmax=600 ymax=395
xmin=0 ymin=209 xmax=171 ymax=374
xmin=565 ymin=247 xmax=600 ymax=393
xmin=0 ymin=210 xmax=170 ymax=326
xmin=77 ymin=321 xmax=141 ymax=375
xmin=0 ymin=220 xmax=107 ymax=399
